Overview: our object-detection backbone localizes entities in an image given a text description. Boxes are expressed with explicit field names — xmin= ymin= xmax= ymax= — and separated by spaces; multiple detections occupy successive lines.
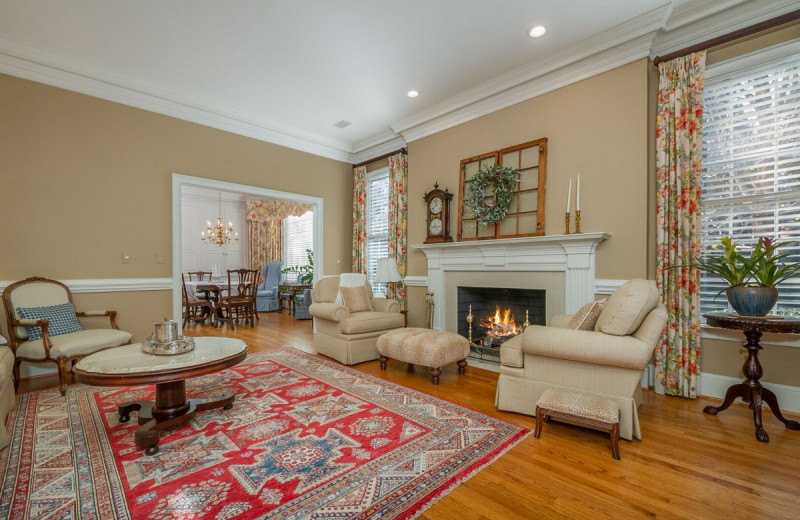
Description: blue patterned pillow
xmin=17 ymin=302 xmax=84 ymax=341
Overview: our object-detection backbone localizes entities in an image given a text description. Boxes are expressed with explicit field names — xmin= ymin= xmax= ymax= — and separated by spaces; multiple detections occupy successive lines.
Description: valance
xmin=246 ymin=200 xmax=312 ymax=223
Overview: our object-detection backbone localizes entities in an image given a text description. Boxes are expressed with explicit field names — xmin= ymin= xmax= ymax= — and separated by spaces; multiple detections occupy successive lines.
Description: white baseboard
xmin=700 ymin=372 xmax=800 ymax=414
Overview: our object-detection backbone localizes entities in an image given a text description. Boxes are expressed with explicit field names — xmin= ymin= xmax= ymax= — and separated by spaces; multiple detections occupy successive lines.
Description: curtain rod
xmin=352 ymin=148 xmax=407 ymax=168
xmin=653 ymin=8 xmax=800 ymax=66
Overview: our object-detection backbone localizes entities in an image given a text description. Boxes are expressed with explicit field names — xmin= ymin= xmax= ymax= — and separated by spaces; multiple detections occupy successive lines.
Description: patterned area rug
xmin=0 ymin=348 xmax=528 ymax=519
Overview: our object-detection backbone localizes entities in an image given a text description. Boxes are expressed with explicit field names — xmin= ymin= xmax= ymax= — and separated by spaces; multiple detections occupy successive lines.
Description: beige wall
xmin=405 ymin=60 xmax=650 ymax=327
xmin=0 ymin=73 xmax=353 ymax=342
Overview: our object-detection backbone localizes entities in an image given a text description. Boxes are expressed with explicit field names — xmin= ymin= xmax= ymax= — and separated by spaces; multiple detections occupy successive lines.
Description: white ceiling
xmin=0 ymin=0 xmax=796 ymax=163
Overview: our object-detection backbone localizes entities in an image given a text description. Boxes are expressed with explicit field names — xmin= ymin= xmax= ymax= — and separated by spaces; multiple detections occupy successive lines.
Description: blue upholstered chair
xmin=294 ymin=288 xmax=312 ymax=320
xmin=256 ymin=262 xmax=283 ymax=312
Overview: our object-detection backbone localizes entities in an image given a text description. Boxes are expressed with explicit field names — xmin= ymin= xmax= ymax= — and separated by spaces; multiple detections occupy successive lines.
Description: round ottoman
xmin=376 ymin=328 xmax=470 ymax=385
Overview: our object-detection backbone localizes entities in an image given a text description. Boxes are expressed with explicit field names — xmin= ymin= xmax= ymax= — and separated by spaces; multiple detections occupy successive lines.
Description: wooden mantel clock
xmin=423 ymin=183 xmax=454 ymax=243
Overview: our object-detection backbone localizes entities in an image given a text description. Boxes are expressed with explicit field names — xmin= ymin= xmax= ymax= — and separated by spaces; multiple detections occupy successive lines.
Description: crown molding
xmin=0 ymin=37 xmax=356 ymax=164
xmin=391 ymin=5 xmax=670 ymax=142
xmin=663 ymin=0 xmax=750 ymax=31
xmin=652 ymin=0 xmax=800 ymax=57
xmin=350 ymin=133 xmax=408 ymax=165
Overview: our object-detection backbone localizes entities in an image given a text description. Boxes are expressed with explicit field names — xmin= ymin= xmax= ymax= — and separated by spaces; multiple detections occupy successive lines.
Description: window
xmin=283 ymin=211 xmax=313 ymax=283
xmin=366 ymin=168 xmax=390 ymax=295
xmin=701 ymin=45 xmax=800 ymax=314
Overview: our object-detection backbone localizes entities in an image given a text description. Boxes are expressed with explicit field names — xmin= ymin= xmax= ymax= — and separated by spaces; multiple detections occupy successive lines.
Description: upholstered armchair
xmin=2 ymin=276 xmax=133 ymax=396
xmin=0 ymin=334 xmax=14 ymax=450
xmin=495 ymin=279 xmax=667 ymax=441
xmin=294 ymin=288 xmax=312 ymax=320
xmin=256 ymin=262 xmax=282 ymax=312
xmin=309 ymin=275 xmax=405 ymax=365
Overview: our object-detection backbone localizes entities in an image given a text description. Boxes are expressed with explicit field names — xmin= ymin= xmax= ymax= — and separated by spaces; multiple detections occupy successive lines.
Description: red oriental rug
xmin=0 ymin=348 xmax=528 ymax=519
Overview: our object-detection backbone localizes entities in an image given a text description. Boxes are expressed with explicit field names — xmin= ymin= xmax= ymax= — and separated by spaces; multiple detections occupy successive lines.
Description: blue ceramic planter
xmin=726 ymin=286 xmax=778 ymax=317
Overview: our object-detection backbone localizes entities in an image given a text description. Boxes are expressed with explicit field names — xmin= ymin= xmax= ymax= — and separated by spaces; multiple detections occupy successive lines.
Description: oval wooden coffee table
xmin=74 ymin=336 xmax=247 ymax=455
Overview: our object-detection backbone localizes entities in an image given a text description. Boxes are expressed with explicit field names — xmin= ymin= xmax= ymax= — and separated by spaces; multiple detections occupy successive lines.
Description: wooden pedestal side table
xmin=74 ymin=337 xmax=247 ymax=455
xmin=703 ymin=312 xmax=800 ymax=443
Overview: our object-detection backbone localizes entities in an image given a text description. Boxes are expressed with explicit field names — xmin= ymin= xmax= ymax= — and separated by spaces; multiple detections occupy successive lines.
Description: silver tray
xmin=142 ymin=334 xmax=196 ymax=355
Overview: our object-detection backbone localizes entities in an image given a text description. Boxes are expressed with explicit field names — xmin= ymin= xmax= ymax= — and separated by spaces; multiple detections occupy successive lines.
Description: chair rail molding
xmin=0 ymin=278 xmax=172 ymax=294
xmin=413 ymin=233 xmax=610 ymax=330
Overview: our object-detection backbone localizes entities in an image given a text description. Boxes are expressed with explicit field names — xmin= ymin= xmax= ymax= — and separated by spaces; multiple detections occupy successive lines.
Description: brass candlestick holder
xmin=575 ymin=210 xmax=581 ymax=234
xmin=565 ymin=212 xmax=571 ymax=235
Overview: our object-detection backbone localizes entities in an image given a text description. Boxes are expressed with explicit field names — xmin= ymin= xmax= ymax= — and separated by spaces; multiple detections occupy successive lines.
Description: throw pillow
xmin=568 ymin=299 xmax=606 ymax=330
xmin=336 ymin=273 xmax=368 ymax=304
xmin=595 ymin=279 xmax=660 ymax=335
xmin=340 ymin=285 xmax=373 ymax=312
xmin=17 ymin=302 xmax=84 ymax=341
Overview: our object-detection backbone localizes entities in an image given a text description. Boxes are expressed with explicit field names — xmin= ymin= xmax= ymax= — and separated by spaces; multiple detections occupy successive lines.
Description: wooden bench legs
xmin=535 ymin=405 xmax=621 ymax=460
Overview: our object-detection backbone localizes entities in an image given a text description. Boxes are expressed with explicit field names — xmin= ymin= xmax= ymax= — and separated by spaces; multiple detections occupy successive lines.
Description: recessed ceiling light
xmin=528 ymin=25 xmax=546 ymax=38
xmin=407 ymin=90 xmax=419 ymax=98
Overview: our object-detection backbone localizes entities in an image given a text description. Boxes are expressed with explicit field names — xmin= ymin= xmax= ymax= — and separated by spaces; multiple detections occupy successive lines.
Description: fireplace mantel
xmin=413 ymin=233 xmax=609 ymax=330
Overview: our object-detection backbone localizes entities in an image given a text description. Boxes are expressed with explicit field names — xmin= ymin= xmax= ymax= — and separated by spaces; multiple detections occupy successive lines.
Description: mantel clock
xmin=423 ymin=183 xmax=453 ymax=244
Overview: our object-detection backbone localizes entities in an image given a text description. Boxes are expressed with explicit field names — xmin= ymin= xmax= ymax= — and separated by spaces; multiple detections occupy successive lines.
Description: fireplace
xmin=457 ymin=287 xmax=546 ymax=363
xmin=413 ymin=234 xmax=610 ymax=360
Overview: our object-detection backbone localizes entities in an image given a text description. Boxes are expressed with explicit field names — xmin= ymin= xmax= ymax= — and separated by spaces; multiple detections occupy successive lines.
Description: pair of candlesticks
xmin=564 ymin=210 xmax=582 ymax=234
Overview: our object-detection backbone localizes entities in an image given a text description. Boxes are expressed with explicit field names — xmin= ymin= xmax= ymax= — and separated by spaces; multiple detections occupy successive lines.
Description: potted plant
xmin=282 ymin=249 xmax=314 ymax=286
xmin=675 ymin=236 xmax=800 ymax=316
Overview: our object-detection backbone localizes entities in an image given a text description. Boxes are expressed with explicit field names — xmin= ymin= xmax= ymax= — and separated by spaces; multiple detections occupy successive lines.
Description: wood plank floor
xmin=22 ymin=312 xmax=800 ymax=519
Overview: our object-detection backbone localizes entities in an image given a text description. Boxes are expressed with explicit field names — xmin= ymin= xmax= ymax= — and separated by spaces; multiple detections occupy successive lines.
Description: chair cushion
xmin=340 ymin=285 xmax=373 ymax=312
xmin=17 ymin=302 xmax=84 ymax=341
xmin=16 ymin=328 xmax=132 ymax=360
xmin=339 ymin=312 xmax=405 ymax=335
xmin=595 ymin=279 xmax=660 ymax=336
xmin=568 ymin=299 xmax=605 ymax=330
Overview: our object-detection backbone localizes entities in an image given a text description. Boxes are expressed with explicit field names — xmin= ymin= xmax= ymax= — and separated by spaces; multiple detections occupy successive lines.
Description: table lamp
xmin=375 ymin=258 xmax=403 ymax=301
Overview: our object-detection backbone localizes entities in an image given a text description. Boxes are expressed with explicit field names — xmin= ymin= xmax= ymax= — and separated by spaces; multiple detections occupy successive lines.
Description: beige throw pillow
xmin=595 ymin=279 xmax=660 ymax=336
xmin=568 ymin=299 xmax=606 ymax=330
xmin=340 ymin=285 xmax=373 ymax=312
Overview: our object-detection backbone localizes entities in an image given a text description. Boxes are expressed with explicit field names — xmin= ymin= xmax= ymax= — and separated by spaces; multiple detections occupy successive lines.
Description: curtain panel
xmin=654 ymin=51 xmax=705 ymax=399
xmin=248 ymin=220 xmax=282 ymax=270
xmin=352 ymin=165 xmax=368 ymax=274
xmin=388 ymin=153 xmax=408 ymax=308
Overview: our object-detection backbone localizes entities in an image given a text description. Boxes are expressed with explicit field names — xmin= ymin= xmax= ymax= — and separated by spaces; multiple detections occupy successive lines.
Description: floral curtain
xmin=245 ymin=200 xmax=310 ymax=271
xmin=352 ymin=165 xmax=368 ymax=274
xmin=248 ymin=219 xmax=282 ymax=270
xmin=654 ymin=51 xmax=705 ymax=399
xmin=246 ymin=200 xmax=312 ymax=223
xmin=388 ymin=152 xmax=408 ymax=308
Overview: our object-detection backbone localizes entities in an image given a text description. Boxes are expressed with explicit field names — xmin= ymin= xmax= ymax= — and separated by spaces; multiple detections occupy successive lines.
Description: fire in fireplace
xmin=480 ymin=306 xmax=523 ymax=347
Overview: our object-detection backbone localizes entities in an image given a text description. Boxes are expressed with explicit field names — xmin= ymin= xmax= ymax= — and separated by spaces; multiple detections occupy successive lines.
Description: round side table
xmin=703 ymin=312 xmax=800 ymax=443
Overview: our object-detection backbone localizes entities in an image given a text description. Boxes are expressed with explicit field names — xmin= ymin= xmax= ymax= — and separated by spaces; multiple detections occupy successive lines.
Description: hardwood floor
xmin=21 ymin=312 xmax=800 ymax=519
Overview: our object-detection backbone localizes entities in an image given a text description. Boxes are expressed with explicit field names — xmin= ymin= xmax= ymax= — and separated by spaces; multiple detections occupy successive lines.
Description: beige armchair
xmin=2 ymin=276 xmax=133 ymax=395
xmin=495 ymin=279 xmax=667 ymax=441
xmin=309 ymin=275 xmax=405 ymax=365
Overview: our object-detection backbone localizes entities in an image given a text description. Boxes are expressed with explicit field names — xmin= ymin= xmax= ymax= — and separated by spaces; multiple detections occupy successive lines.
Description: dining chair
xmin=216 ymin=269 xmax=258 ymax=329
xmin=181 ymin=274 xmax=214 ymax=327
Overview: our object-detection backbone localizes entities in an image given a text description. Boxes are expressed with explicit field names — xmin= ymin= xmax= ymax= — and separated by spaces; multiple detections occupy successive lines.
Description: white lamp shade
xmin=375 ymin=258 xmax=402 ymax=283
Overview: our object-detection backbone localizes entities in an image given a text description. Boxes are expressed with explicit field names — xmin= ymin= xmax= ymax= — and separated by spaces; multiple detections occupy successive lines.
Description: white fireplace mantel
xmin=413 ymin=233 xmax=610 ymax=330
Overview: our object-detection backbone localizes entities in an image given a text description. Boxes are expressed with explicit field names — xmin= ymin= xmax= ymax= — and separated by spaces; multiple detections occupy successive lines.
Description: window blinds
xmin=701 ymin=51 xmax=800 ymax=313
xmin=284 ymin=211 xmax=313 ymax=283
xmin=366 ymin=170 xmax=390 ymax=294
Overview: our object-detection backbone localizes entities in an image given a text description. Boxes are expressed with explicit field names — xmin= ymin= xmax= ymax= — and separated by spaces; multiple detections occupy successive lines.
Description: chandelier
xmin=201 ymin=193 xmax=239 ymax=246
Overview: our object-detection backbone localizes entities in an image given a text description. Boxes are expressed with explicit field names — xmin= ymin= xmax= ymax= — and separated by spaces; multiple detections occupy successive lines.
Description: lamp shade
xmin=375 ymin=258 xmax=402 ymax=283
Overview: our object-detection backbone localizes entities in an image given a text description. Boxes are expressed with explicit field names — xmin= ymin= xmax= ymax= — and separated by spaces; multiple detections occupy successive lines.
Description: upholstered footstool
xmin=376 ymin=328 xmax=470 ymax=385
xmin=534 ymin=388 xmax=621 ymax=460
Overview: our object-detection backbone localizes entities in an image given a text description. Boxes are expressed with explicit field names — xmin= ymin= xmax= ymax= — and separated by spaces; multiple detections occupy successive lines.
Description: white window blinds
xmin=284 ymin=211 xmax=313 ymax=283
xmin=701 ymin=49 xmax=800 ymax=313
xmin=366 ymin=169 xmax=390 ymax=295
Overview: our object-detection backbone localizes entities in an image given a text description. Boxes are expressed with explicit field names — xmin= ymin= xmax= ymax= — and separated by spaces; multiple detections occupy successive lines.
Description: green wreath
xmin=464 ymin=165 xmax=520 ymax=225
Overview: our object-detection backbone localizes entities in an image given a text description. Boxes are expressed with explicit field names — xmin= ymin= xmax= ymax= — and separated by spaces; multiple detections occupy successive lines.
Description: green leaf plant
xmin=669 ymin=236 xmax=800 ymax=298
xmin=281 ymin=249 xmax=314 ymax=286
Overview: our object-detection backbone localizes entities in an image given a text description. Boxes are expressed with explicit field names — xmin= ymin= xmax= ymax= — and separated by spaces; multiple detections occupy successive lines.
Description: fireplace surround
xmin=414 ymin=233 xmax=609 ymax=333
